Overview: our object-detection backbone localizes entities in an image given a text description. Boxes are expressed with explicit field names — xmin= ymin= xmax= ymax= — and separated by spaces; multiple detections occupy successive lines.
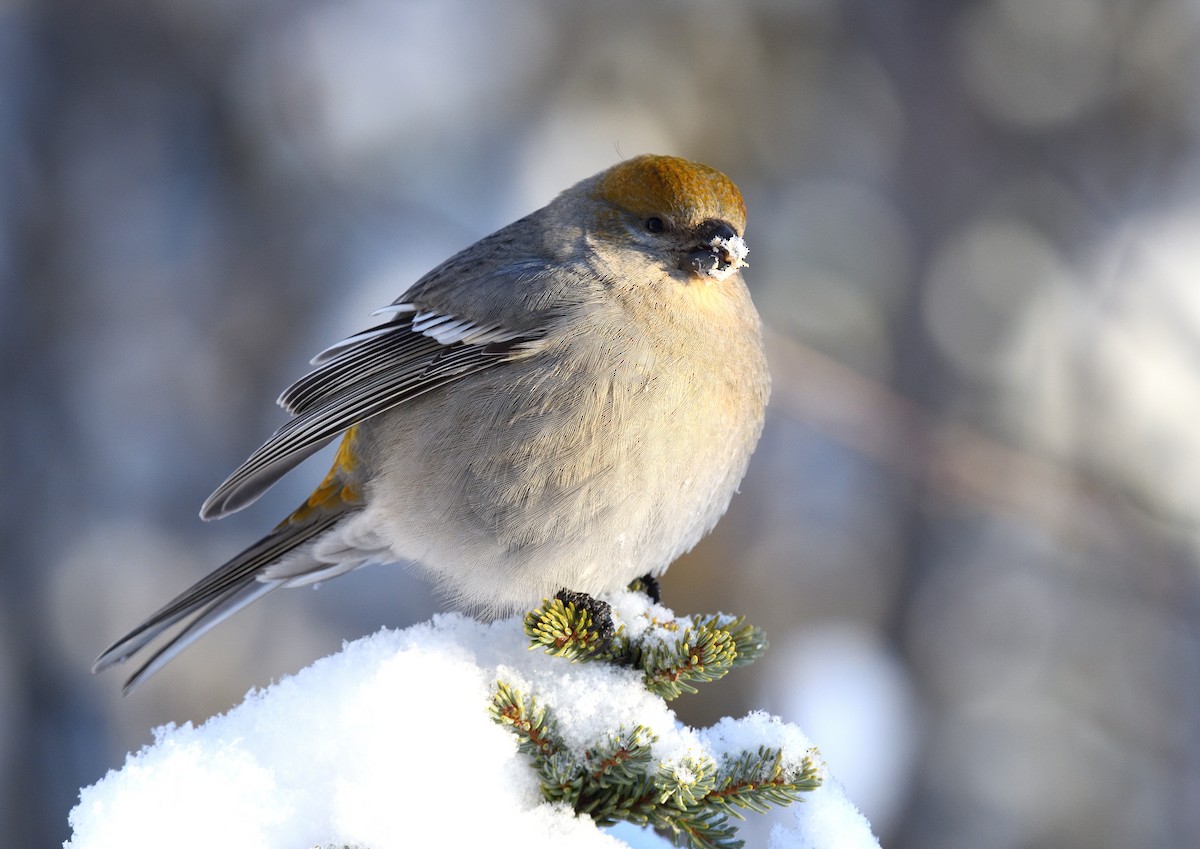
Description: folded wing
xmin=201 ymin=306 xmax=535 ymax=520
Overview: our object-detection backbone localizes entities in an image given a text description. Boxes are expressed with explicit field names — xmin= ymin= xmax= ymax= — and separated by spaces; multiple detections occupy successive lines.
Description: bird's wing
xmin=201 ymin=209 xmax=588 ymax=520
xmin=200 ymin=302 xmax=541 ymax=520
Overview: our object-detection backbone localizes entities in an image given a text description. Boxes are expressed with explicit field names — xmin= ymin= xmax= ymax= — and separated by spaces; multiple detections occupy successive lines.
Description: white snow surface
xmin=69 ymin=593 xmax=879 ymax=849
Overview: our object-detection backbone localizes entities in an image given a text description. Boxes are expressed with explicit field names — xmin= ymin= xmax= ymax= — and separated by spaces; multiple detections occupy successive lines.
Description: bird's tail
xmin=92 ymin=510 xmax=345 ymax=694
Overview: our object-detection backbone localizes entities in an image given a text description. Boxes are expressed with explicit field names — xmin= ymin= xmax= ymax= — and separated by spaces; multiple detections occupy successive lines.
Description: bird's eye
xmin=645 ymin=217 xmax=665 ymax=234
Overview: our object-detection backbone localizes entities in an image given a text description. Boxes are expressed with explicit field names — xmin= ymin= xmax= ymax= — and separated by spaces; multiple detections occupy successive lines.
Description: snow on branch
xmin=68 ymin=592 xmax=879 ymax=849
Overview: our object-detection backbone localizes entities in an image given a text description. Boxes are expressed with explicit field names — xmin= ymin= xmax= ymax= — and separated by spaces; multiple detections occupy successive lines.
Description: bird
xmin=93 ymin=154 xmax=770 ymax=692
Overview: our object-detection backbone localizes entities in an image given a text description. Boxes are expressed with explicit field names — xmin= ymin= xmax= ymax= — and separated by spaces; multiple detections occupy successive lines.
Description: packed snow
xmin=69 ymin=593 xmax=879 ymax=849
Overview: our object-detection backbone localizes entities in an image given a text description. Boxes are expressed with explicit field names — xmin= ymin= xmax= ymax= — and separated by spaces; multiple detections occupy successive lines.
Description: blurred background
xmin=4 ymin=0 xmax=1200 ymax=846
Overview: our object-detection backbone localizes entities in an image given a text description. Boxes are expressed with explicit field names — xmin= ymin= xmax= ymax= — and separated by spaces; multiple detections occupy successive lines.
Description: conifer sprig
xmin=524 ymin=595 xmax=768 ymax=700
xmin=496 ymin=596 xmax=823 ymax=849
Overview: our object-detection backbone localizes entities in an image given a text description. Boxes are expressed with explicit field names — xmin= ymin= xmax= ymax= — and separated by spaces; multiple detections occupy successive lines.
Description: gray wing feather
xmin=202 ymin=238 xmax=578 ymax=521
xmin=201 ymin=315 xmax=532 ymax=520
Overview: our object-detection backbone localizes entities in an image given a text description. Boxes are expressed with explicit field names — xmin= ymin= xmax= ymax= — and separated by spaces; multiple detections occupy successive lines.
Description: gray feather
xmin=92 ymin=510 xmax=344 ymax=690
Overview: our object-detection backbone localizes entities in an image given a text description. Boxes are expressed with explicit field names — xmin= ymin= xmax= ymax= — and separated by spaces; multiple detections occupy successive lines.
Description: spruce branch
xmin=537 ymin=750 xmax=586 ymax=806
xmin=652 ymin=805 xmax=741 ymax=849
xmin=707 ymin=746 xmax=824 ymax=818
xmin=525 ymin=593 xmax=621 ymax=661
xmin=488 ymin=681 xmax=558 ymax=757
xmin=498 ymin=598 xmax=823 ymax=849
xmin=524 ymin=596 xmax=768 ymax=701
xmin=639 ymin=623 xmax=739 ymax=700
xmin=584 ymin=727 xmax=657 ymax=789
xmin=690 ymin=614 xmax=769 ymax=669
xmin=491 ymin=680 xmax=825 ymax=849
xmin=655 ymin=752 xmax=719 ymax=809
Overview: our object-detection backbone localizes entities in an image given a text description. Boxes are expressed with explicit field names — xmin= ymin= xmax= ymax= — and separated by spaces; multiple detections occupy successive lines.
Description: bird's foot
xmin=554 ymin=589 xmax=616 ymax=649
xmin=626 ymin=573 xmax=662 ymax=604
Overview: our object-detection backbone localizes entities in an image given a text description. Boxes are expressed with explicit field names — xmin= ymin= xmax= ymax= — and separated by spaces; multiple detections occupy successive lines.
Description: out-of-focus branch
xmin=763 ymin=328 xmax=1165 ymax=560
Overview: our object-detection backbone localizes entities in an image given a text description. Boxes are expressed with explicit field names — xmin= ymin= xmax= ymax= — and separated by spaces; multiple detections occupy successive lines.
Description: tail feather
xmin=117 ymin=581 xmax=280 ymax=694
xmin=93 ymin=510 xmax=345 ymax=692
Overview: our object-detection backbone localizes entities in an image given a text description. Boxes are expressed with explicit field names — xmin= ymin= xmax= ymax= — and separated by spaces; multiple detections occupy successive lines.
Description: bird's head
xmin=587 ymin=154 xmax=749 ymax=283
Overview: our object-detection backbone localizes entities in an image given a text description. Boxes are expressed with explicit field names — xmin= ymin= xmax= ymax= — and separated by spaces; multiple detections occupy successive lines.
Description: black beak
xmin=682 ymin=219 xmax=739 ymax=277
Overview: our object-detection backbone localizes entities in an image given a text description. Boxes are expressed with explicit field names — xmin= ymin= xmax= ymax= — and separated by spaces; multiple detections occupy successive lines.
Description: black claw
xmin=628 ymin=574 xmax=662 ymax=604
xmin=555 ymin=589 xmax=616 ymax=647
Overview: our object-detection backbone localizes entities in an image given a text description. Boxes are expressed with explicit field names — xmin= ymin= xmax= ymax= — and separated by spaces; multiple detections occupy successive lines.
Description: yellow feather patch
xmin=285 ymin=425 xmax=364 ymax=525
xmin=595 ymin=155 xmax=746 ymax=233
